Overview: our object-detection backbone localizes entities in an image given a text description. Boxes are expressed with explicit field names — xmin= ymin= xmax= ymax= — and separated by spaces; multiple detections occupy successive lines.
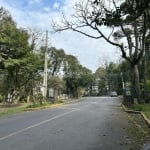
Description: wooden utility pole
xmin=43 ymin=30 xmax=48 ymax=99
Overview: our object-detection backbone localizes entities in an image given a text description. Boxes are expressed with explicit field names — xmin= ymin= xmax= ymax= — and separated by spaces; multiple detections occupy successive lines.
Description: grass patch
xmin=0 ymin=104 xmax=27 ymax=116
xmin=0 ymin=101 xmax=64 ymax=116
xmin=57 ymin=100 xmax=64 ymax=103
xmin=127 ymin=113 xmax=150 ymax=149
xmin=144 ymin=111 xmax=150 ymax=120
xmin=26 ymin=102 xmax=52 ymax=108
xmin=0 ymin=100 xmax=63 ymax=116
xmin=126 ymin=104 xmax=150 ymax=120
xmin=26 ymin=101 xmax=64 ymax=109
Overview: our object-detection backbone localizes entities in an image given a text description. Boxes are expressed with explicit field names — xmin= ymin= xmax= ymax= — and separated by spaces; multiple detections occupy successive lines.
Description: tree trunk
xmin=133 ymin=65 xmax=142 ymax=103
xmin=27 ymin=96 xmax=30 ymax=103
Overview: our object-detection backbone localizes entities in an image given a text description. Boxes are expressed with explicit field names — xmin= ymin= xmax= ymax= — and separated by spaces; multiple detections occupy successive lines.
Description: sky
xmin=0 ymin=0 xmax=121 ymax=72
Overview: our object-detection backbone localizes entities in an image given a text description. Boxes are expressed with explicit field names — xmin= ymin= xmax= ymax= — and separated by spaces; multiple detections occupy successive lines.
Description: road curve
xmin=0 ymin=97 xmax=131 ymax=150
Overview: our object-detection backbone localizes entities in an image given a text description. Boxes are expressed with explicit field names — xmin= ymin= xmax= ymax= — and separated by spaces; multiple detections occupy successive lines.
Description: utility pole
xmin=121 ymin=72 xmax=125 ymax=90
xmin=43 ymin=30 xmax=48 ymax=99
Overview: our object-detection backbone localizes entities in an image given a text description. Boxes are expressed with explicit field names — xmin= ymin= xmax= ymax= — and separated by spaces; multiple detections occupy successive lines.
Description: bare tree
xmin=27 ymin=27 xmax=44 ymax=51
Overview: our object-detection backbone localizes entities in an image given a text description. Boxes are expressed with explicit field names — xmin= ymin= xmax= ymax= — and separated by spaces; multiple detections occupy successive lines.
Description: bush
xmin=57 ymin=100 xmax=64 ymax=103
xmin=27 ymin=101 xmax=52 ymax=108
xmin=32 ymin=93 xmax=46 ymax=105
xmin=146 ymin=80 xmax=150 ymax=91
xmin=0 ymin=95 xmax=2 ymax=103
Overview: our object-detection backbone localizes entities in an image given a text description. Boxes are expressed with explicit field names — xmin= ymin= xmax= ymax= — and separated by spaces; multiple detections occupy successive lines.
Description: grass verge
xmin=26 ymin=100 xmax=64 ymax=108
xmin=26 ymin=102 xmax=52 ymax=108
xmin=0 ymin=104 xmax=27 ymax=116
xmin=126 ymin=104 xmax=150 ymax=120
xmin=0 ymin=101 xmax=64 ymax=116
xmin=127 ymin=113 xmax=150 ymax=150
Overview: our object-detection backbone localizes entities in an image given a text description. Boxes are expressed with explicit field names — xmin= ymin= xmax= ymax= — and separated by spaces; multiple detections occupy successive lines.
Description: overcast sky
xmin=0 ymin=0 xmax=121 ymax=72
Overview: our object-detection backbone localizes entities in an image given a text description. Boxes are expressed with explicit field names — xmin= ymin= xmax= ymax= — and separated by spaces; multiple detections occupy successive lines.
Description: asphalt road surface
xmin=0 ymin=97 xmax=132 ymax=150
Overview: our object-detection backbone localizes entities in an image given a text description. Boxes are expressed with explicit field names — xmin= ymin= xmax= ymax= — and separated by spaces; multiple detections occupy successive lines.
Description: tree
xmin=95 ymin=62 xmax=122 ymax=95
xmin=0 ymin=7 xmax=43 ymax=103
xmin=106 ymin=62 xmax=123 ymax=94
xmin=52 ymin=0 xmax=150 ymax=103
xmin=63 ymin=54 xmax=80 ymax=97
xmin=48 ymin=76 xmax=65 ymax=101
xmin=49 ymin=47 xmax=66 ymax=76
xmin=63 ymin=54 xmax=93 ymax=98
xmin=27 ymin=27 xmax=44 ymax=52
xmin=95 ymin=67 xmax=107 ymax=95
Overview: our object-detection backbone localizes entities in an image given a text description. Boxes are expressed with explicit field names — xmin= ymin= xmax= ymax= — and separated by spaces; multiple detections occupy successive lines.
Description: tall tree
xmin=0 ymin=7 xmax=43 ymax=102
xmin=49 ymin=47 xmax=66 ymax=76
xmin=63 ymin=54 xmax=93 ymax=98
xmin=95 ymin=67 xmax=107 ymax=95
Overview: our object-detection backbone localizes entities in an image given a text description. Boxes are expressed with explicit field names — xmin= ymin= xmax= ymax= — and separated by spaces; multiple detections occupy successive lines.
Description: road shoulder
xmin=122 ymin=104 xmax=150 ymax=150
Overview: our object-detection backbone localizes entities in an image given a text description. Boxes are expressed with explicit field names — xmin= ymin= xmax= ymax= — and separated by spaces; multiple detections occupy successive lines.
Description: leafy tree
xmin=95 ymin=67 xmax=107 ymax=95
xmin=49 ymin=47 xmax=66 ymax=76
xmin=63 ymin=54 xmax=93 ymax=98
xmin=0 ymin=7 xmax=43 ymax=103
xmin=95 ymin=62 xmax=122 ymax=95
xmin=0 ymin=7 xmax=95 ymax=103
xmin=63 ymin=55 xmax=80 ymax=97
xmin=48 ymin=76 xmax=65 ymax=101
xmin=78 ymin=66 xmax=93 ymax=88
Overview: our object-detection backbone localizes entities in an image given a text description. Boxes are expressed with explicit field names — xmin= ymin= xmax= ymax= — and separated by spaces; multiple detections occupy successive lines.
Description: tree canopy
xmin=0 ymin=7 xmax=94 ymax=102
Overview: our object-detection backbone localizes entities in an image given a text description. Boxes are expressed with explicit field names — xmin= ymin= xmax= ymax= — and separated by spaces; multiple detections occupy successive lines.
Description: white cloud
xmin=53 ymin=2 xmax=60 ymax=9
xmin=43 ymin=7 xmax=51 ymax=13
xmin=29 ymin=0 xmax=43 ymax=4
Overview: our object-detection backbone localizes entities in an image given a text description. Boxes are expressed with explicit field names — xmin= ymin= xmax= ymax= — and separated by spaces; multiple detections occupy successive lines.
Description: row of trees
xmin=94 ymin=62 xmax=122 ymax=96
xmin=1 ymin=0 xmax=150 ymax=104
xmin=53 ymin=0 xmax=150 ymax=103
xmin=94 ymin=58 xmax=150 ymax=102
xmin=0 ymin=7 xmax=94 ymax=103
xmin=0 ymin=7 xmax=43 ymax=103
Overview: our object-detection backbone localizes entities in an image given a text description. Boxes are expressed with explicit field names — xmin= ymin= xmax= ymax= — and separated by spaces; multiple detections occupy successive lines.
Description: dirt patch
xmin=127 ymin=113 xmax=150 ymax=150
xmin=0 ymin=104 xmax=22 ymax=108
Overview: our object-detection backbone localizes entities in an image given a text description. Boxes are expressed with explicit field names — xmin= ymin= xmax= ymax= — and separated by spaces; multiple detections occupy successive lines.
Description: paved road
xmin=0 ymin=97 xmax=131 ymax=150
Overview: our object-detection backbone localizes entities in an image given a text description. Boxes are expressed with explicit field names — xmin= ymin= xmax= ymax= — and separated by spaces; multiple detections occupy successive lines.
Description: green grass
xmin=0 ymin=101 xmax=64 ymax=117
xmin=127 ymin=104 xmax=150 ymax=119
xmin=57 ymin=100 xmax=64 ymax=103
xmin=144 ymin=111 xmax=150 ymax=120
xmin=26 ymin=102 xmax=52 ymax=108
xmin=0 ymin=105 xmax=27 ymax=116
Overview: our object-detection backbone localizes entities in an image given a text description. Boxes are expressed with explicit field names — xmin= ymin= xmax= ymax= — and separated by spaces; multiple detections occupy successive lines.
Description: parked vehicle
xmin=110 ymin=91 xmax=117 ymax=97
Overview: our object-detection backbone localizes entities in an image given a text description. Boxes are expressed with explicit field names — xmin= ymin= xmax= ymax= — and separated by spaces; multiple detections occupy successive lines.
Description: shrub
xmin=146 ymin=80 xmax=150 ymax=91
xmin=0 ymin=95 xmax=2 ymax=103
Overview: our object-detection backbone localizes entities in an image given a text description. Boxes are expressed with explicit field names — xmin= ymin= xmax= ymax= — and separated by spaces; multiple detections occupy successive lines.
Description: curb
xmin=121 ymin=104 xmax=150 ymax=126
xmin=141 ymin=112 xmax=150 ymax=126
